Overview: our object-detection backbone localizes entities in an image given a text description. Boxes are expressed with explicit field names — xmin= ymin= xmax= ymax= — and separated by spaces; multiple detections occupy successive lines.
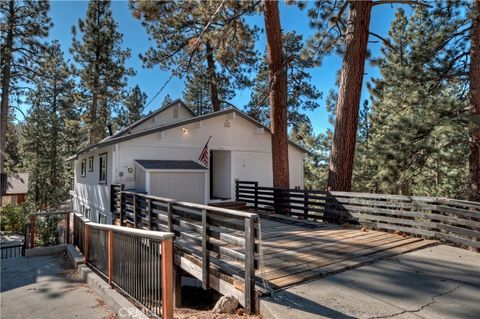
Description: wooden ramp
xmin=173 ymin=212 xmax=436 ymax=293
xmin=256 ymin=213 xmax=436 ymax=289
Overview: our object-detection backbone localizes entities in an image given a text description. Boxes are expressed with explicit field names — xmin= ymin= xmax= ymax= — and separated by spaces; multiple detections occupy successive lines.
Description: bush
xmin=0 ymin=203 xmax=31 ymax=234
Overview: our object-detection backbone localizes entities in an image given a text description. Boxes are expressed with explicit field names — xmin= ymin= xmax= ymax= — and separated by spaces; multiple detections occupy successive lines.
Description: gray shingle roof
xmin=135 ymin=160 xmax=207 ymax=170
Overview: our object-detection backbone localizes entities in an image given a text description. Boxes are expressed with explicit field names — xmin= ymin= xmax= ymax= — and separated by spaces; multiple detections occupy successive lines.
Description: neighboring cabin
xmin=68 ymin=99 xmax=307 ymax=223
xmin=0 ymin=173 xmax=29 ymax=207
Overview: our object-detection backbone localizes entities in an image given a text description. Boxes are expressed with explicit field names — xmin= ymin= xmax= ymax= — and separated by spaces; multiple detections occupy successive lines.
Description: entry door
xmin=210 ymin=150 xmax=231 ymax=200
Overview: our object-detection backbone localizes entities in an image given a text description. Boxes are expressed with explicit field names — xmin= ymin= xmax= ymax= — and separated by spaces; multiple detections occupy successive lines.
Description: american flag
xmin=198 ymin=136 xmax=211 ymax=167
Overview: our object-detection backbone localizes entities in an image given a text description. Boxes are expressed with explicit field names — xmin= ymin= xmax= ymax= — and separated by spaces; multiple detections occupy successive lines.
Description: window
xmin=80 ymin=159 xmax=86 ymax=177
xmin=99 ymin=153 xmax=107 ymax=183
xmin=85 ymin=208 xmax=91 ymax=220
xmin=173 ymin=108 xmax=179 ymax=118
xmin=88 ymin=156 xmax=94 ymax=172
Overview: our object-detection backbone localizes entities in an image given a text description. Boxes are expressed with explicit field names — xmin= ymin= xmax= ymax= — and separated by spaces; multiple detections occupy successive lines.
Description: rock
xmin=212 ymin=294 xmax=239 ymax=314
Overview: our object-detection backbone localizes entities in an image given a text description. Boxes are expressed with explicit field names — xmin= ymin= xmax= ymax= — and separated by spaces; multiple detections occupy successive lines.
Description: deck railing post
xmin=133 ymin=194 xmax=138 ymax=228
xmin=66 ymin=212 xmax=71 ymax=244
xmin=120 ymin=192 xmax=125 ymax=226
xmin=29 ymin=215 xmax=36 ymax=248
xmin=161 ymin=238 xmax=174 ymax=319
xmin=201 ymin=209 xmax=210 ymax=290
xmin=167 ymin=202 xmax=173 ymax=232
xmin=147 ymin=198 xmax=153 ymax=230
xmin=254 ymin=182 xmax=259 ymax=210
xmin=244 ymin=216 xmax=256 ymax=314
xmin=108 ymin=229 xmax=113 ymax=287
xmin=235 ymin=180 xmax=239 ymax=201
xmin=304 ymin=190 xmax=309 ymax=220
xmin=84 ymin=224 xmax=90 ymax=264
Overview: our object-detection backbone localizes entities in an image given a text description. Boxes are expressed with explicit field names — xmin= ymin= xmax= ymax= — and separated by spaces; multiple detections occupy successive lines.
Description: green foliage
xmin=115 ymin=85 xmax=147 ymax=129
xmin=183 ymin=65 xmax=234 ymax=115
xmin=0 ymin=203 xmax=32 ymax=234
xmin=71 ymin=0 xmax=134 ymax=143
xmin=290 ymin=123 xmax=331 ymax=189
xmin=246 ymin=31 xmax=321 ymax=128
xmin=353 ymin=7 xmax=470 ymax=198
xmin=131 ymin=0 xmax=259 ymax=112
xmin=0 ymin=0 xmax=51 ymax=101
xmin=35 ymin=215 xmax=63 ymax=246
xmin=21 ymin=42 xmax=84 ymax=207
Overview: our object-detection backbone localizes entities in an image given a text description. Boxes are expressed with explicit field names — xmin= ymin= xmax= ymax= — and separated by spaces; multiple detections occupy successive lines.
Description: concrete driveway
xmin=1 ymin=253 xmax=116 ymax=319
xmin=260 ymin=244 xmax=480 ymax=319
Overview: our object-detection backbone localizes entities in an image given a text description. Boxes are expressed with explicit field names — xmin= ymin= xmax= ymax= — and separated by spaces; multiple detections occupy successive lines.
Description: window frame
xmin=88 ymin=156 xmax=94 ymax=172
xmin=99 ymin=152 xmax=108 ymax=184
xmin=80 ymin=159 xmax=86 ymax=177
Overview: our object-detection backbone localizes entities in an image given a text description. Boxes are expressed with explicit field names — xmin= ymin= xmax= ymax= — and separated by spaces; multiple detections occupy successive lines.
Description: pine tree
xmin=71 ymin=0 xmax=134 ymax=146
xmin=0 ymin=0 xmax=51 ymax=174
xmin=161 ymin=94 xmax=173 ymax=107
xmin=246 ymin=31 xmax=321 ymax=128
xmin=182 ymin=65 xmax=234 ymax=116
xmin=263 ymin=0 xmax=290 ymax=188
xmin=130 ymin=0 xmax=258 ymax=112
xmin=21 ymin=42 xmax=83 ymax=207
xmin=115 ymin=85 xmax=147 ymax=129
xmin=469 ymin=0 xmax=480 ymax=201
xmin=353 ymin=7 xmax=469 ymax=198
xmin=290 ymin=123 xmax=330 ymax=189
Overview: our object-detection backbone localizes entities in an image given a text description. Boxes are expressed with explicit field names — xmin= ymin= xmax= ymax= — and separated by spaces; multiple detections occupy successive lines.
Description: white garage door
xmin=149 ymin=172 xmax=206 ymax=204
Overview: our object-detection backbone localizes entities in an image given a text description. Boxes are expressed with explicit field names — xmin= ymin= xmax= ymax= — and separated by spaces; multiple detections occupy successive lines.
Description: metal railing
xmin=110 ymin=184 xmax=260 ymax=313
xmin=73 ymin=213 xmax=174 ymax=319
xmin=0 ymin=243 xmax=24 ymax=259
xmin=28 ymin=211 xmax=71 ymax=248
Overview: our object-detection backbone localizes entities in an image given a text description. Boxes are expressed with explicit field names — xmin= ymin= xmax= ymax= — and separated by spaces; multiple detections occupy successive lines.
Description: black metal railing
xmin=0 ymin=243 xmax=24 ymax=259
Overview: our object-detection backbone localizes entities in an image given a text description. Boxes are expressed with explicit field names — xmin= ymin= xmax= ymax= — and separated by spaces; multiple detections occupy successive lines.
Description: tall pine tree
xmin=71 ymin=0 xmax=133 ymax=145
xmin=0 ymin=0 xmax=51 ymax=174
xmin=21 ymin=42 xmax=83 ymax=207
xmin=353 ymin=7 xmax=469 ymax=198
xmin=115 ymin=85 xmax=147 ymax=129
xmin=130 ymin=0 xmax=258 ymax=113
xmin=246 ymin=31 xmax=321 ymax=129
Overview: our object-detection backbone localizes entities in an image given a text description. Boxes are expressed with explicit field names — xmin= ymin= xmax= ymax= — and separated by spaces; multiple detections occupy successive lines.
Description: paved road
xmin=1 ymin=253 xmax=116 ymax=319
xmin=260 ymin=244 xmax=480 ymax=319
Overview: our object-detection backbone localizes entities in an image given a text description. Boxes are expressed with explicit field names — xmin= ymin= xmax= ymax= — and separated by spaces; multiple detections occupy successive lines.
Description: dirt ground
xmin=174 ymin=308 xmax=261 ymax=319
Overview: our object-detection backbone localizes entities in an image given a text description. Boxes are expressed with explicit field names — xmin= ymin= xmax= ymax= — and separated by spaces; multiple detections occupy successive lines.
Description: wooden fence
xmin=28 ymin=211 xmax=71 ymax=248
xmin=73 ymin=213 xmax=174 ymax=319
xmin=236 ymin=180 xmax=480 ymax=250
xmin=110 ymin=184 xmax=260 ymax=313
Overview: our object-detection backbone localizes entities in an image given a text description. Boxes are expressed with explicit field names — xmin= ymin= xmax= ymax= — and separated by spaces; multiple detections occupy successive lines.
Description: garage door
xmin=149 ymin=172 xmax=206 ymax=204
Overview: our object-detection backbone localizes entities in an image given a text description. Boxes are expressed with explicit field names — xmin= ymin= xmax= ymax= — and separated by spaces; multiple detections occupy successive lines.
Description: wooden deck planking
xmin=174 ymin=213 xmax=437 ymax=292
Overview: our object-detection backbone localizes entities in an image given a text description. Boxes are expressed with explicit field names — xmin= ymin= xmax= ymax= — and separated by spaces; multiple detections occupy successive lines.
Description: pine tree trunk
xmin=205 ymin=42 xmax=221 ymax=112
xmin=327 ymin=1 xmax=372 ymax=191
xmin=469 ymin=0 xmax=480 ymax=201
xmin=0 ymin=0 xmax=14 ymax=175
xmin=264 ymin=0 xmax=290 ymax=189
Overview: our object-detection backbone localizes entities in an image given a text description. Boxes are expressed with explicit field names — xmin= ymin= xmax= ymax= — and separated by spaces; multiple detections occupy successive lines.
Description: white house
xmin=68 ymin=99 xmax=307 ymax=223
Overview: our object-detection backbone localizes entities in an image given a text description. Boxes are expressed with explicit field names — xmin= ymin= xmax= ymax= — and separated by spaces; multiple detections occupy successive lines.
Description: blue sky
xmin=43 ymin=0 xmax=408 ymax=135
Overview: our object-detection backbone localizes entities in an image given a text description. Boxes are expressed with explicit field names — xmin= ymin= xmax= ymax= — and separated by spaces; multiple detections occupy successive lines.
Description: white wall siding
xmin=211 ymin=150 xmax=231 ymax=199
xmin=73 ymin=146 xmax=114 ymax=223
xmin=149 ymin=171 xmax=206 ymax=204
xmin=131 ymin=102 xmax=193 ymax=134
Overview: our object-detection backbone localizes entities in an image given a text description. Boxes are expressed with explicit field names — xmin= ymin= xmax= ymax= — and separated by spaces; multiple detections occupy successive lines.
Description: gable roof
xmin=67 ymin=103 xmax=308 ymax=160
xmin=135 ymin=160 xmax=207 ymax=170
xmin=109 ymin=99 xmax=196 ymax=139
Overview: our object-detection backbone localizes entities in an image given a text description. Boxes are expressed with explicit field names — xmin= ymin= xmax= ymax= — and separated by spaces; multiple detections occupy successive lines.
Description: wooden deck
xmin=174 ymin=212 xmax=436 ymax=293
xmin=256 ymin=213 xmax=436 ymax=289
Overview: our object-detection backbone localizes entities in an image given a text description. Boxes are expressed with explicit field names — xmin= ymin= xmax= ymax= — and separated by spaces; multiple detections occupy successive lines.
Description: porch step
xmin=209 ymin=201 xmax=248 ymax=211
